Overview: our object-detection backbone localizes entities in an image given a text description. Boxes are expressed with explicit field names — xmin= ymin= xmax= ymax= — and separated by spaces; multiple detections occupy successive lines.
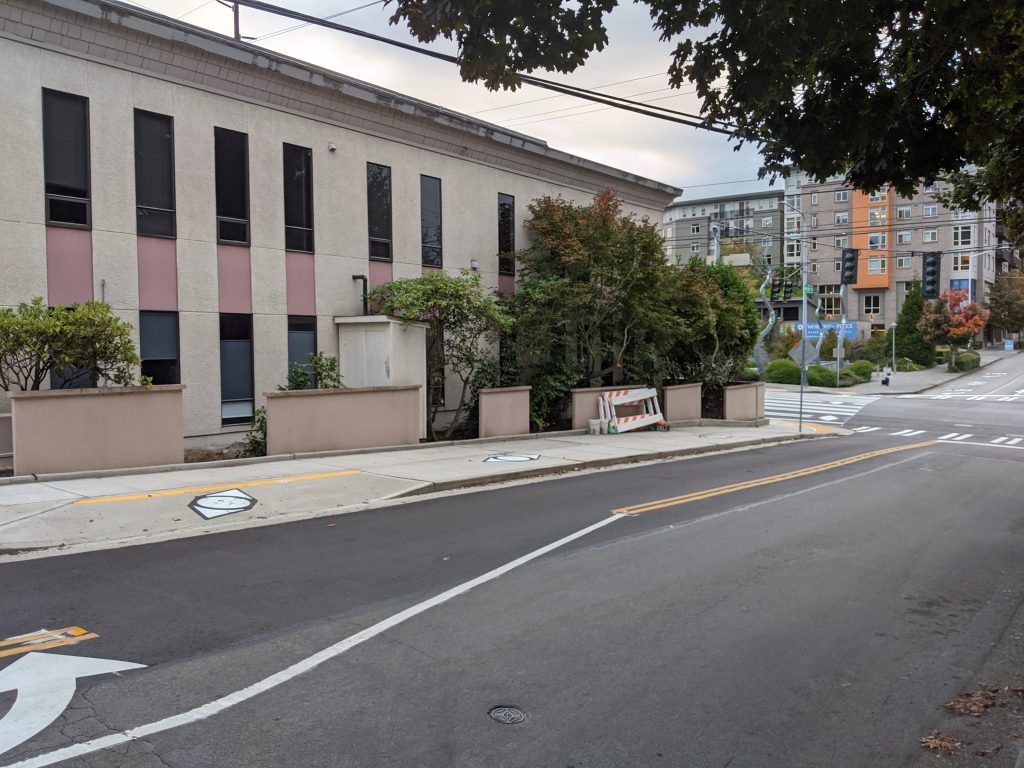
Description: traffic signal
xmin=770 ymin=278 xmax=784 ymax=302
xmin=783 ymin=280 xmax=794 ymax=301
xmin=840 ymin=248 xmax=859 ymax=285
xmin=922 ymin=251 xmax=942 ymax=299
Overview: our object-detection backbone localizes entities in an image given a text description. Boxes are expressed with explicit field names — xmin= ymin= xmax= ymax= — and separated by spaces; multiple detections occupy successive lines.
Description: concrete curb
xmin=854 ymin=350 xmax=1014 ymax=396
xmin=394 ymin=432 xmax=826 ymax=498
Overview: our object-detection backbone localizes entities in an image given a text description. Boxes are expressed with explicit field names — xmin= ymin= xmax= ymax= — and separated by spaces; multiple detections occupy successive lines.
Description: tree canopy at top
xmin=388 ymin=0 xmax=1024 ymax=215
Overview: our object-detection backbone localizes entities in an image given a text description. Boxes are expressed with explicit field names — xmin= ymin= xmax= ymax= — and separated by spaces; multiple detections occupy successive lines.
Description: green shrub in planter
xmin=952 ymin=351 xmax=981 ymax=371
xmin=848 ymin=360 xmax=876 ymax=379
xmin=765 ymin=358 xmax=802 ymax=384
xmin=806 ymin=365 xmax=837 ymax=387
xmin=838 ymin=371 xmax=863 ymax=387
xmin=735 ymin=367 xmax=762 ymax=382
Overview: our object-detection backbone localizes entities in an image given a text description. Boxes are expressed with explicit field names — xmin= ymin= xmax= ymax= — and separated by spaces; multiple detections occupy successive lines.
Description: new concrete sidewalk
xmin=0 ymin=423 xmax=829 ymax=561
xmin=770 ymin=348 xmax=1017 ymax=396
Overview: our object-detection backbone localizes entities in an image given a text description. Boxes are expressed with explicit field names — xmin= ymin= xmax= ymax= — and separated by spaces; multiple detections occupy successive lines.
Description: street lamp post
xmin=891 ymin=322 xmax=897 ymax=370
xmin=781 ymin=199 xmax=807 ymax=433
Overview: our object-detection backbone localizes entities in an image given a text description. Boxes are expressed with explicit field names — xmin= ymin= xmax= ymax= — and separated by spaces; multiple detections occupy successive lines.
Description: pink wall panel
xmin=137 ymin=236 xmax=179 ymax=311
xmin=368 ymin=259 xmax=393 ymax=290
xmin=498 ymin=274 xmax=516 ymax=295
xmin=285 ymin=251 xmax=316 ymax=316
xmin=46 ymin=227 xmax=93 ymax=306
xmin=217 ymin=244 xmax=252 ymax=314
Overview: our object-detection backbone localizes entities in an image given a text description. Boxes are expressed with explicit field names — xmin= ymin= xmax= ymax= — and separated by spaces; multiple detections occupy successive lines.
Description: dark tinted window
xmin=367 ymin=162 xmax=392 ymax=261
xmin=420 ymin=175 xmax=442 ymax=267
xmin=498 ymin=193 xmax=515 ymax=275
xmin=215 ymin=127 xmax=249 ymax=244
xmin=220 ymin=313 xmax=253 ymax=424
xmin=140 ymin=311 xmax=180 ymax=385
xmin=134 ymin=110 xmax=176 ymax=237
xmin=283 ymin=143 xmax=314 ymax=252
xmin=42 ymin=89 xmax=90 ymax=227
xmin=287 ymin=315 xmax=317 ymax=388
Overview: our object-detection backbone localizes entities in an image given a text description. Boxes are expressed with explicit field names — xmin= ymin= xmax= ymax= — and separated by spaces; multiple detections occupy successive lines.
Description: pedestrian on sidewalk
xmin=882 ymin=363 xmax=893 ymax=387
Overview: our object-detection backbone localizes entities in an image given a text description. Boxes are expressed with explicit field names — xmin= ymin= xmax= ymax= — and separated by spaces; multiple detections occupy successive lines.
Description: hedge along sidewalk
xmin=766 ymin=348 xmax=1016 ymax=396
xmin=0 ymin=423 xmax=832 ymax=560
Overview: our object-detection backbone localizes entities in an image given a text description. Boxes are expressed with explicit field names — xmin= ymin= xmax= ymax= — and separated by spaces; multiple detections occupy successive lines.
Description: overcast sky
xmin=125 ymin=0 xmax=776 ymax=202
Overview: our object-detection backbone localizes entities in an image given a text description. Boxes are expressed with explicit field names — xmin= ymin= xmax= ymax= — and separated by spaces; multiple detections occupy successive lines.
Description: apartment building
xmin=0 ymin=0 xmax=678 ymax=444
xmin=785 ymin=171 xmax=1000 ymax=336
xmin=663 ymin=191 xmax=785 ymax=266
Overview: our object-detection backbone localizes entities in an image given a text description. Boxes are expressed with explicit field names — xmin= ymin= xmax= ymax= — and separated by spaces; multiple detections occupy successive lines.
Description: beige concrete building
xmin=662 ymin=191 xmax=785 ymax=266
xmin=0 ymin=0 xmax=679 ymax=445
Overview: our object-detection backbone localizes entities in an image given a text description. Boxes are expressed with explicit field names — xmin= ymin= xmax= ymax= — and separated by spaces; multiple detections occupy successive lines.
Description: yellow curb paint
xmin=772 ymin=420 xmax=840 ymax=434
xmin=0 ymin=627 xmax=98 ymax=658
xmin=614 ymin=441 xmax=935 ymax=515
xmin=75 ymin=469 xmax=363 ymax=505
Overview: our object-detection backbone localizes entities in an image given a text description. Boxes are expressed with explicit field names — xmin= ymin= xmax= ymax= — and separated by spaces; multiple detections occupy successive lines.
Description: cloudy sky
xmin=124 ymin=0 xmax=775 ymax=201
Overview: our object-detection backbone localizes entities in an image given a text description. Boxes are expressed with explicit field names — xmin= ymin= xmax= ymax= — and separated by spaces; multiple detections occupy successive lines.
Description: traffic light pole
xmin=799 ymin=234 xmax=808 ymax=433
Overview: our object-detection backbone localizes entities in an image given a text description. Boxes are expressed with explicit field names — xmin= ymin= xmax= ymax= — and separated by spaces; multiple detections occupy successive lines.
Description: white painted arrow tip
xmin=0 ymin=652 xmax=146 ymax=694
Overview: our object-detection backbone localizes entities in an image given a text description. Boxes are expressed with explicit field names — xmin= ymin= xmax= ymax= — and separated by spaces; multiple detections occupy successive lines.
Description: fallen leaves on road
xmin=1012 ymin=732 xmax=1024 ymax=740
xmin=920 ymin=732 xmax=961 ymax=755
xmin=945 ymin=690 xmax=997 ymax=716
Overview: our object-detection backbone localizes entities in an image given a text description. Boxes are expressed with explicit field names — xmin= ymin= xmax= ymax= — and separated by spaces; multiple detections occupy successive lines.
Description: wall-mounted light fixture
xmin=328 ymin=142 xmax=337 ymax=152
xmin=470 ymin=259 xmax=480 ymax=271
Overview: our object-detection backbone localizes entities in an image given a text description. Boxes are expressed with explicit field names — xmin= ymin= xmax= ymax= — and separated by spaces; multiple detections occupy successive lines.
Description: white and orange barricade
xmin=597 ymin=388 xmax=667 ymax=434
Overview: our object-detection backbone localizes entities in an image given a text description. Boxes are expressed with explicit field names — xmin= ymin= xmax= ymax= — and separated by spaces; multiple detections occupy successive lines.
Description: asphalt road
xmin=1 ymin=374 xmax=1023 ymax=767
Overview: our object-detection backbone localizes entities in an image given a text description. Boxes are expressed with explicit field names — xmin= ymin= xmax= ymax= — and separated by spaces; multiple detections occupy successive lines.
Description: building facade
xmin=663 ymin=191 xmax=785 ymax=266
xmin=784 ymin=171 xmax=1001 ymax=335
xmin=0 ymin=0 xmax=679 ymax=444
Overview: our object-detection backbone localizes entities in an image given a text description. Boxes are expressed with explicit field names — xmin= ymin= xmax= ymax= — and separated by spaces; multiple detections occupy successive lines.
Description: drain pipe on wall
xmin=351 ymin=275 xmax=369 ymax=316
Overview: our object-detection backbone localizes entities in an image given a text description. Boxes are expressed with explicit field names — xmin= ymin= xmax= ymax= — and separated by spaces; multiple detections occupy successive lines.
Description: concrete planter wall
xmin=9 ymin=385 xmax=185 ymax=476
xmin=265 ymin=385 xmax=421 ymax=456
xmin=663 ymin=383 xmax=702 ymax=423
xmin=723 ymin=382 xmax=766 ymax=421
xmin=478 ymin=386 xmax=531 ymax=438
xmin=569 ymin=384 xmax=646 ymax=430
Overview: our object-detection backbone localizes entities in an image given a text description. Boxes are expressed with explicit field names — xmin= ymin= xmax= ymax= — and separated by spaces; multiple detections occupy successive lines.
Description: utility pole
xmin=781 ymin=198 xmax=807 ymax=433
xmin=233 ymin=2 xmax=241 ymax=41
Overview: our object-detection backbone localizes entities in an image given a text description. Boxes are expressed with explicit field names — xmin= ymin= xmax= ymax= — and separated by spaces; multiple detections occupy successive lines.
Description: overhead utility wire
xmin=256 ymin=0 xmax=385 ymax=41
xmin=228 ymin=0 xmax=734 ymax=135
xmin=469 ymin=72 xmax=668 ymax=115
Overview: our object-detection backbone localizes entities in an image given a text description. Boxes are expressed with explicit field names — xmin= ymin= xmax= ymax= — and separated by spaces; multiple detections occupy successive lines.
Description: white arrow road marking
xmin=0 ymin=652 xmax=145 ymax=756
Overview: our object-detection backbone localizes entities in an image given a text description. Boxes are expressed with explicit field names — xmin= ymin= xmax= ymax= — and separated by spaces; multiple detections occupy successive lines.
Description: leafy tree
xmin=506 ymin=189 xmax=680 ymax=427
xmin=666 ymin=258 xmax=759 ymax=408
xmin=0 ymin=298 xmax=141 ymax=391
xmin=917 ymin=289 xmax=989 ymax=371
xmin=370 ymin=270 xmax=511 ymax=440
xmin=884 ymin=281 xmax=935 ymax=367
xmin=987 ymin=274 xmax=1024 ymax=336
xmin=390 ymin=0 xmax=1024 ymax=227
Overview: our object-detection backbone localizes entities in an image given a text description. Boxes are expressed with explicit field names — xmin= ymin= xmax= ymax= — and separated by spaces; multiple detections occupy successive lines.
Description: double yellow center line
xmin=614 ymin=441 xmax=935 ymax=515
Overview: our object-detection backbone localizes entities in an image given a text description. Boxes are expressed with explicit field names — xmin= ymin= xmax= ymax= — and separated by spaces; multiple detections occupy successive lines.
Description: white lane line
xmin=938 ymin=433 xmax=960 ymax=440
xmin=952 ymin=434 xmax=973 ymax=441
xmin=932 ymin=395 xmax=953 ymax=400
xmin=992 ymin=437 xmax=1008 ymax=444
xmin=4 ymin=514 xmax=624 ymax=768
xmin=1007 ymin=438 xmax=1023 ymax=445
xmin=854 ymin=427 xmax=881 ymax=433
xmin=937 ymin=440 xmax=1024 ymax=451
xmin=904 ymin=430 xmax=926 ymax=436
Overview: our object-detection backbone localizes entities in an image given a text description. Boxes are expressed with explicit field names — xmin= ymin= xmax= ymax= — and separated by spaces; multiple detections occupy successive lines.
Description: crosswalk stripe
xmin=953 ymin=434 xmax=973 ymax=441
xmin=856 ymin=427 xmax=881 ymax=432
xmin=1008 ymin=438 xmax=1023 ymax=445
xmin=890 ymin=429 xmax=914 ymax=436
xmin=904 ymin=430 xmax=926 ymax=436
xmin=992 ymin=437 xmax=1008 ymax=444
xmin=938 ymin=433 xmax=959 ymax=440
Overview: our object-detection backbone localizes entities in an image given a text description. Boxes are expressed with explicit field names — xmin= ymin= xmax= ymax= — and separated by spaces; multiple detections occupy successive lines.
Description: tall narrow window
xmin=283 ymin=143 xmax=313 ymax=252
xmin=219 ymin=313 xmax=254 ymax=425
xmin=420 ymin=175 xmax=442 ymax=267
xmin=214 ymin=127 xmax=249 ymax=244
xmin=367 ymin=162 xmax=392 ymax=261
xmin=498 ymin=193 xmax=515 ymax=275
xmin=287 ymin=315 xmax=316 ymax=388
xmin=134 ymin=110 xmax=176 ymax=237
xmin=42 ymin=89 xmax=90 ymax=227
xmin=139 ymin=311 xmax=180 ymax=384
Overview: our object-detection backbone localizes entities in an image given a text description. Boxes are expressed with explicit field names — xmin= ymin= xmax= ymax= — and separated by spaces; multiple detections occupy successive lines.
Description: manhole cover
xmin=489 ymin=706 xmax=526 ymax=724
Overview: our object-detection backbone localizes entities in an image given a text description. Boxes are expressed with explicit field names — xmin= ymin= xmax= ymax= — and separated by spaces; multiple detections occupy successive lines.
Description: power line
xmin=177 ymin=0 xmax=215 ymax=19
xmin=469 ymin=73 xmax=667 ymax=115
xmin=504 ymin=89 xmax=697 ymax=129
xmin=228 ymin=0 xmax=733 ymax=134
xmin=256 ymin=0 xmax=384 ymax=42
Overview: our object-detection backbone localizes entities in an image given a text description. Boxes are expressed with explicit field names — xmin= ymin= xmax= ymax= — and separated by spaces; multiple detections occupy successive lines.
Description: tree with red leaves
xmin=917 ymin=290 xmax=989 ymax=370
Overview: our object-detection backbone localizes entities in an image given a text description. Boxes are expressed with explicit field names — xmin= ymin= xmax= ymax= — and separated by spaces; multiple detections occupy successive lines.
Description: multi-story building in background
xmin=663 ymin=191 xmax=785 ymax=266
xmin=785 ymin=171 xmax=1001 ymax=339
